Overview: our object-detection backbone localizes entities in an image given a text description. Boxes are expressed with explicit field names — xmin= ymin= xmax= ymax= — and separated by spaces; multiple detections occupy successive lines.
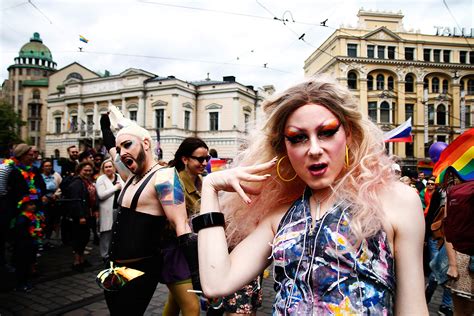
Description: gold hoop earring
xmin=345 ymin=145 xmax=349 ymax=167
xmin=276 ymin=156 xmax=297 ymax=182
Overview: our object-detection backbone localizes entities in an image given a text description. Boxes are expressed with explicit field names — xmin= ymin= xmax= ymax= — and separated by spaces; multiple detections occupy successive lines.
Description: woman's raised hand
xmin=203 ymin=157 xmax=277 ymax=204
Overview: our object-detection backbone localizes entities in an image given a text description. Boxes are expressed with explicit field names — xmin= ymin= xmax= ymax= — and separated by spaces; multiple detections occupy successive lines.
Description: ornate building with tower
xmin=304 ymin=10 xmax=474 ymax=171
xmin=3 ymin=33 xmax=57 ymax=150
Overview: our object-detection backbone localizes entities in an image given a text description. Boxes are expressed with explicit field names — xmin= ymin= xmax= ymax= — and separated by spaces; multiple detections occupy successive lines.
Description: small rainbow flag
xmin=433 ymin=128 xmax=474 ymax=183
xmin=79 ymin=35 xmax=89 ymax=43
xmin=210 ymin=159 xmax=227 ymax=173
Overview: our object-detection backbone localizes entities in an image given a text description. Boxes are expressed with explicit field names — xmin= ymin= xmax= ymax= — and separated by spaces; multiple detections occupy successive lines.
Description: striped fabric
xmin=434 ymin=128 xmax=474 ymax=183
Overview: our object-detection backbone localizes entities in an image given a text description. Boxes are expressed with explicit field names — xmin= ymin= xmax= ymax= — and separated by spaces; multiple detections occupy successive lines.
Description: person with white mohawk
xmin=100 ymin=106 xmax=195 ymax=315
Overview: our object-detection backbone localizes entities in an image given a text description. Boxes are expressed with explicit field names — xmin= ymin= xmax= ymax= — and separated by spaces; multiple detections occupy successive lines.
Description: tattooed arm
xmin=154 ymin=167 xmax=191 ymax=236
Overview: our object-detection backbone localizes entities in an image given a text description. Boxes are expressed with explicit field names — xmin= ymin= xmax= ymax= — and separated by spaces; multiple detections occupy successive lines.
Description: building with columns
xmin=46 ymin=63 xmax=271 ymax=161
xmin=3 ymin=32 xmax=57 ymax=150
xmin=304 ymin=10 xmax=474 ymax=171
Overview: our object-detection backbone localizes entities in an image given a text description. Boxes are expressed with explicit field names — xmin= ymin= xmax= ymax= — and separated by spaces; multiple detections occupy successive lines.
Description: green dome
xmin=18 ymin=32 xmax=53 ymax=62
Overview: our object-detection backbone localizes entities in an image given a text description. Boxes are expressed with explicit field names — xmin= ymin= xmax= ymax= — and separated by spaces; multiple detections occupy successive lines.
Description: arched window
xmin=424 ymin=78 xmax=429 ymax=90
xmin=347 ymin=71 xmax=357 ymax=89
xmin=468 ymin=79 xmax=474 ymax=95
xmin=432 ymin=77 xmax=439 ymax=93
xmin=66 ymin=72 xmax=83 ymax=80
xmin=442 ymin=80 xmax=449 ymax=94
xmin=436 ymin=104 xmax=446 ymax=125
xmin=367 ymin=75 xmax=374 ymax=91
xmin=380 ymin=101 xmax=390 ymax=123
xmin=32 ymin=89 xmax=40 ymax=99
xmin=387 ymin=76 xmax=394 ymax=90
xmin=376 ymin=74 xmax=384 ymax=90
xmin=405 ymin=74 xmax=414 ymax=93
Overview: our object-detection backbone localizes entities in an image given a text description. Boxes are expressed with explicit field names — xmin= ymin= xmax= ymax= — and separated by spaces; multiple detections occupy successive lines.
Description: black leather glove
xmin=100 ymin=114 xmax=116 ymax=151
xmin=178 ymin=233 xmax=201 ymax=292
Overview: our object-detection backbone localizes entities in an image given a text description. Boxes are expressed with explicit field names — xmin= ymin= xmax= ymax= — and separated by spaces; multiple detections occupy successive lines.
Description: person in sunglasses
xmin=100 ymin=117 xmax=191 ymax=315
xmin=163 ymin=137 xmax=210 ymax=316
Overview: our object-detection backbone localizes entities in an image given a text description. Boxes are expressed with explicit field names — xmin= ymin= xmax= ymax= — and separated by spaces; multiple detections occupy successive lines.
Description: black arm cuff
xmin=100 ymin=114 xmax=116 ymax=151
xmin=191 ymin=212 xmax=225 ymax=233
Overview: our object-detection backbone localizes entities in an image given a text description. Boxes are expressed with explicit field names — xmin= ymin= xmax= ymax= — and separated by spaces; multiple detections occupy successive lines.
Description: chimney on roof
xmin=223 ymin=76 xmax=235 ymax=83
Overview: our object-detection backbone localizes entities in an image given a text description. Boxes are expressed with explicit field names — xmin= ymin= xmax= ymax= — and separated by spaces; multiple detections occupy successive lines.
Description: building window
xmin=209 ymin=112 xmax=219 ymax=131
xmin=436 ymin=104 xmax=447 ymax=125
xmin=424 ymin=78 xmax=429 ymax=90
xmin=347 ymin=71 xmax=357 ymax=89
xmin=442 ymin=80 xmax=449 ymax=94
xmin=87 ymin=114 xmax=94 ymax=132
xmin=380 ymin=101 xmax=390 ymax=123
xmin=460 ymin=80 xmax=465 ymax=92
xmin=368 ymin=102 xmax=377 ymax=122
xmin=18 ymin=95 xmax=23 ymax=105
xmin=443 ymin=50 xmax=451 ymax=63
xmin=32 ymin=90 xmax=40 ymax=99
xmin=29 ymin=104 xmax=39 ymax=117
xmin=428 ymin=104 xmax=435 ymax=125
xmin=405 ymin=104 xmax=414 ymax=121
xmin=465 ymin=105 xmax=471 ymax=127
xmin=468 ymin=80 xmax=474 ymax=95
xmin=388 ymin=46 xmax=396 ymax=59
xmin=437 ymin=135 xmax=446 ymax=143
xmin=367 ymin=45 xmax=375 ymax=58
xmin=424 ymin=49 xmax=431 ymax=62
xmin=71 ymin=115 xmax=78 ymax=132
xmin=367 ymin=75 xmax=374 ymax=90
xmin=377 ymin=46 xmax=385 ymax=59
xmin=433 ymin=49 xmax=441 ymax=62
xmin=387 ymin=76 xmax=394 ymax=91
xmin=155 ymin=109 xmax=164 ymax=129
xmin=405 ymin=75 xmax=414 ymax=92
xmin=405 ymin=47 xmax=414 ymax=61
xmin=470 ymin=52 xmax=474 ymax=64
xmin=244 ymin=113 xmax=250 ymax=132
xmin=460 ymin=51 xmax=467 ymax=64
xmin=55 ymin=117 xmax=61 ymax=134
xmin=19 ymin=68 xmax=23 ymax=75
xmin=129 ymin=110 xmax=137 ymax=121
xmin=184 ymin=110 xmax=190 ymax=130
xmin=26 ymin=69 xmax=31 ymax=75
xmin=432 ymin=77 xmax=440 ymax=93
xmin=376 ymin=74 xmax=384 ymax=90
xmin=347 ymin=44 xmax=357 ymax=57
xmin=30 ymin=120 xmax=36 ymax=131
xmin=406 ymin=142 xmax=414 ymax=157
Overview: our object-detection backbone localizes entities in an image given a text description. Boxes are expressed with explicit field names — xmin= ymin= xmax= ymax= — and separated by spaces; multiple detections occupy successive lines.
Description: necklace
xmin=133 ymin=162 xmax=159 ymax=184
xmin=309 ymin=199 xmax=321 ymax=236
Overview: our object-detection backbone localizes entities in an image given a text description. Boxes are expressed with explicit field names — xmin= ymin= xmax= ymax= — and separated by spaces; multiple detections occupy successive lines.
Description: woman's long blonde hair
xmin=221 ymin=76 xmax=396 ymax=247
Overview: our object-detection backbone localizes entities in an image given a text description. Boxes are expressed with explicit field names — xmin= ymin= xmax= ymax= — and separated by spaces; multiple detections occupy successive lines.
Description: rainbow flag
xmin=433 ymin=128 xmax=474 ymax=183
xmin=210 ymin=159 xmax=227 ymax=172
xmin=79 ymin=35 xmax=89 ymax=43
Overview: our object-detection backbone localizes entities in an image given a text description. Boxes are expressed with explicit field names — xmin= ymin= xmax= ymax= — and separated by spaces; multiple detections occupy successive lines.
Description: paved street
xmin=0 ymin=240 xmax=444 ymax=315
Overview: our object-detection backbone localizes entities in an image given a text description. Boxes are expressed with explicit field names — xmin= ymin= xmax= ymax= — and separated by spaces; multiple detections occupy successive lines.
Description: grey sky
xmin=1 ymin=0 xmax=472 ymax=91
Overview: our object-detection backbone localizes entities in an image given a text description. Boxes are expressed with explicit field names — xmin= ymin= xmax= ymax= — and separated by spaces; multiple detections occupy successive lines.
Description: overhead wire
xmin=442 ymin=0 xmax=474 ymax=51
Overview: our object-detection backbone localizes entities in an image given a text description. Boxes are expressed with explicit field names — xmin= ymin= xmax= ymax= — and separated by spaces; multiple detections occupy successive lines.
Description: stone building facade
xmin=304 ymin=10 xmax=474 ymax=170
xmin=3 ymin=32 xmax=57 ymax=150
xmin=46 ymin=64 xmax=271 ymax=161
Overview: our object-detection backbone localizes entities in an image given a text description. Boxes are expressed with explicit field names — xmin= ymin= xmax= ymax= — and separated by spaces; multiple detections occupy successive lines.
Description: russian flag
xmin=383 ymin=117 xmax=413 ymax=143
xmin=79 ymin=35 xmax=89 ymax=43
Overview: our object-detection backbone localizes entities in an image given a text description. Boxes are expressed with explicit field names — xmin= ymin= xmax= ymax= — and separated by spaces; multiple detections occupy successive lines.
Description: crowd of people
xmin=0 ymin=76 xmax=472 ymax=315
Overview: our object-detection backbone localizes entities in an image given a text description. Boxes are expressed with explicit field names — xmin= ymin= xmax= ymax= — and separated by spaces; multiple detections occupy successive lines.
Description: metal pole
xmin=460 ymin=90 xmax=466 ymax=134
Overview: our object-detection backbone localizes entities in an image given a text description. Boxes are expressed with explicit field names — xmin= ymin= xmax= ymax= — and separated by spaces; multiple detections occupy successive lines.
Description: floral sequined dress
xmin=272 ymin=189 xmax=395 ymax=315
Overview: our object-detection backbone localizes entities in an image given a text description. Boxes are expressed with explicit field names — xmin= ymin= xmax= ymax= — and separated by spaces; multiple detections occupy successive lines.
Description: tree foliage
xmin=0 ymin=98 xmax=25 ymax=155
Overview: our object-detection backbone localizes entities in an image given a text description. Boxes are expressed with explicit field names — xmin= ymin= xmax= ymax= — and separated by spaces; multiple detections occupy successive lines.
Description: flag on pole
xmin=383 ymin=117 xmax=413 ymax=143
xmin=433 ymin=128 xmax=474 ymax=183
xmin=79 ymin=35 xmax=89 ymax=43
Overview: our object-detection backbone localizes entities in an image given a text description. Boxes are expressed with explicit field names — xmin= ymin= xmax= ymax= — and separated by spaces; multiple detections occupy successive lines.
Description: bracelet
xmin=192 ymin=212 xmax=225 ymax=233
